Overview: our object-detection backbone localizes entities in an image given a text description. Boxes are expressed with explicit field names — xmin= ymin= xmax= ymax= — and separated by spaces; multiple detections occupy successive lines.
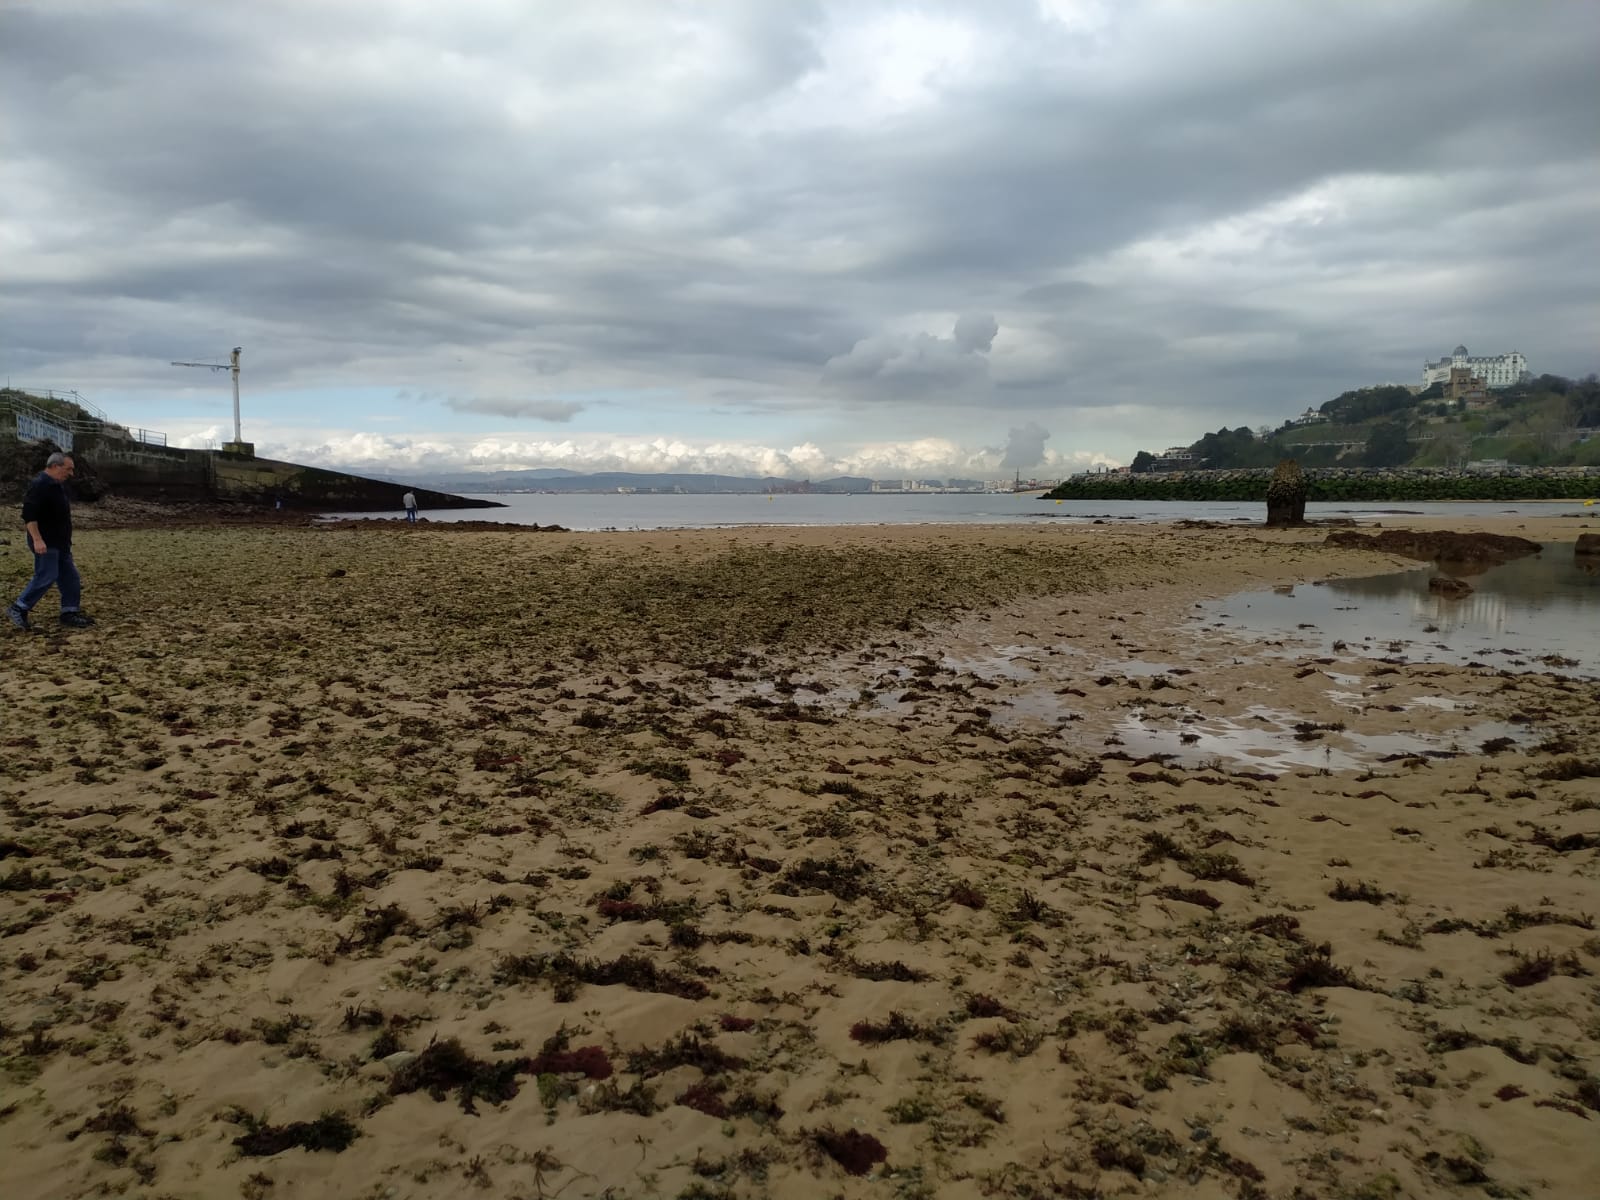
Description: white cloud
xmin=823 ymin=313 xmax=999 ymax=401
xmin=170 ymin=421 xmax=1109 ymax=481
xmin=4 ymin=1 xmax=1596 ymax=471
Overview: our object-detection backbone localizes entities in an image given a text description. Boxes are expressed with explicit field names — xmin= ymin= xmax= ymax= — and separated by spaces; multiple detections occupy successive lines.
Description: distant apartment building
xmin=1288 ymin=407 xmax=1327 ymax=427
xmin=1422 ymin=345 xmax=1528 ymax=389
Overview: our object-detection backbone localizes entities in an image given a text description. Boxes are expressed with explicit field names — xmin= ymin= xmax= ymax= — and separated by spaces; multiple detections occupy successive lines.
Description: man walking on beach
xmin=402 ymin=489 xmax=418 ymax=524
xmin=8 ymin=452 xmax=95 ymax=632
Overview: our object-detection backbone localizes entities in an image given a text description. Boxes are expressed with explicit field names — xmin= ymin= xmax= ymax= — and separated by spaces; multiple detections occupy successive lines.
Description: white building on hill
xmin=1422 ymin=345 xmax=1528 ymax=389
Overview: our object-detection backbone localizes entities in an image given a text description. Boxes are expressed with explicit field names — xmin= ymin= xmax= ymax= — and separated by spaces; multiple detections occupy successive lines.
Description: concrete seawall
xmin=0 ymin=433 xmax=499 ymax=512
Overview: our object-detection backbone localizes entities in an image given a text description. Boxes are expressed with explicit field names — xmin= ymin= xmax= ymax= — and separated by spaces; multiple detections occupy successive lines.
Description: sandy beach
xmin=2 ymin=512 xmax=1597 ymax=1199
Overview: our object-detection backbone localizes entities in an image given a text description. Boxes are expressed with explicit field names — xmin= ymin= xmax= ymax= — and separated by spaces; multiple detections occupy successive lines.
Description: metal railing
xmin=1 ymin=388 xmax=167 ymax=449
xmin=3 ymin=387 xmax=109 ymax=424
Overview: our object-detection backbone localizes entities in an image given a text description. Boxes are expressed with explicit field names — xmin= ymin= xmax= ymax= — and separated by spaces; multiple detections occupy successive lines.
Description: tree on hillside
xmin=1129 ymin=451 xmax=1156 ymax=474
xmin=1364 ymin=419 xmax=1414 ymax=467
xmin=1435 ymin=431 xmax=1471 ymax=470
xmin=1321 ymin=385 xmax=1416 ymax=424
xmin=1568 ymin=375 xmax=1600 ymax=427
xmin=1192 ymin=426 xmax=1279 ymax=470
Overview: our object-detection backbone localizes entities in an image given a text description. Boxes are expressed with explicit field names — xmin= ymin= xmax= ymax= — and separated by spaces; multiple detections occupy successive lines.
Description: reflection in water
xmin=1111 ymin=706 xmax=1532 ymax=773
xmin=1199 ymin=543 xmax=1600 ymax=677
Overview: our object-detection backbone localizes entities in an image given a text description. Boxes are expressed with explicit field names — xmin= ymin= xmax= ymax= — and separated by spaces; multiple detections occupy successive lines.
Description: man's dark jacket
xmin=21 ymin=472 xmax=72 ymax=551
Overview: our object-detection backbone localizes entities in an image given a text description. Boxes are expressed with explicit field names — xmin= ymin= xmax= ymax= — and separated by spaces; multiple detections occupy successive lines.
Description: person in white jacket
xmin=402 ymin=490 xmax=418 ymax=524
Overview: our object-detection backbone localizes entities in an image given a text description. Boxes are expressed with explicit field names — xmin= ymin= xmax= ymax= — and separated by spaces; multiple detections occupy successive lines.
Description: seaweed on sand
xmin=493 ymin=950 xmax=710 ymax=1001
xmin=232 ymin=1111 xmax=359 ymax=1156
xmin=776 ymin=855 xmax=876 ymax=901
xmin=389 ymin=1037 xmax=527 ymax=1113
xmin=1279 ymin=943 xmax=1367 ymax=993
xmin=1502 ymin=950 xmax=1589 ymax=988
xmin=1329 ymin=879 xmax=1391 ymax=905
xmin=627 ymin=1033 xmax=745 ymax=1075
xmin=810 ymin=1126 xmax=888 ymax=1176
xmin=1152 ymin=885 xmax=1222 ymax=910
xmin=849 ymin=1011 xmax=943 ymax=1044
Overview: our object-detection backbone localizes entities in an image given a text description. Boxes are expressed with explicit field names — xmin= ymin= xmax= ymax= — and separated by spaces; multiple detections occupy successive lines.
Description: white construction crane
xmin=171 ymin=347 xmax=244 ymax=446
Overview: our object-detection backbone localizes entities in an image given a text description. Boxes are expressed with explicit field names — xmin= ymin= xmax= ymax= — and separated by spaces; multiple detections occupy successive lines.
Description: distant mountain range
xmin=399 ymin=469 xmax=883 ymax=494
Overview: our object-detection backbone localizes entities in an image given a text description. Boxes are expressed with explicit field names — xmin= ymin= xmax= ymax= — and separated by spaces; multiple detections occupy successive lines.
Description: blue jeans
xmin=14 ymin=547 xmax=83 ymax=613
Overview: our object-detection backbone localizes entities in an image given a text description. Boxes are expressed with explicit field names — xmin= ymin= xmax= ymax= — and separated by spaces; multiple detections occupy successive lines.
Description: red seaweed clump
xmin=676 ymin=1080 xmax=730 ymax=1118
xmin=527 ymin=1045 xmax=613 ymax=1079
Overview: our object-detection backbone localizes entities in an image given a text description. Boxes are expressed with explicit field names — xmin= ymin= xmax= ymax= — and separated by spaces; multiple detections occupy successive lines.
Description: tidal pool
xmin=1109 ymin=704 xmax=1534 ymax=773
xmin=1197 ymin=542 xmax=1600 ymax=678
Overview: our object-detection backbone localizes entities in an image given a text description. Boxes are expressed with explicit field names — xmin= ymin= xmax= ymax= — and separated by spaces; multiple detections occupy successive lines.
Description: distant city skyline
xmin=3 ymin=1 xmax=1595 ymax=480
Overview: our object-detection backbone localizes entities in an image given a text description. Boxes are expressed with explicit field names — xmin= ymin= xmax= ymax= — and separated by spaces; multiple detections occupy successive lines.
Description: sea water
xmin=320 ymin=492 xmax=1595 ymax=532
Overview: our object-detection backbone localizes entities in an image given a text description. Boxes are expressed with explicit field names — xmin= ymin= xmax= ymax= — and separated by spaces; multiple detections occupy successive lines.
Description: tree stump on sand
xmin=1265 ymin=459 xmax=1308 ymax=528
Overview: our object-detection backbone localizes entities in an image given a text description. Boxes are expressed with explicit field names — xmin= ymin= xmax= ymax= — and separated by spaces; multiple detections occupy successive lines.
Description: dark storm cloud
xmin=1 ymin=0 xmax=1596 ymax=465
xmin=443 ymin=396 xmax=584 ymax=421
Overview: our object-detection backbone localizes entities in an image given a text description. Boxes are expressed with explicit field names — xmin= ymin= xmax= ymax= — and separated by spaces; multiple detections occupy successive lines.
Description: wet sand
xmin=2 ymin=512 xmax=1597 ymax=1199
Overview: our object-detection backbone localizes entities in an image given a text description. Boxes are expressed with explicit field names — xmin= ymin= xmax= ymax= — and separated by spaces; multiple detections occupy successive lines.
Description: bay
xmin=320 ymin=491 xmax=1592 ymax=532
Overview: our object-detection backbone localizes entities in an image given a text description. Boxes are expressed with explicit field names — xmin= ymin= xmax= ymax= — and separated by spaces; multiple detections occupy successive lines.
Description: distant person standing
xmin=8 ymin=452 xmax=95 ymax=632
xmin=402 ymin=490 xmax=419 ymax=524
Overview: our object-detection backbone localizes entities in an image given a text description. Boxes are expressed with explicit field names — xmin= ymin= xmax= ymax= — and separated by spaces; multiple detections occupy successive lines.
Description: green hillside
xmin=1130 ymin=374 xmax=1600 ymax=473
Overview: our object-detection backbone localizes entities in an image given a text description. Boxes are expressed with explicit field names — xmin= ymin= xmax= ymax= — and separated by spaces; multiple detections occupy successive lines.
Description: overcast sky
xmin=4 ymin=1 xmax=1596 ymax=480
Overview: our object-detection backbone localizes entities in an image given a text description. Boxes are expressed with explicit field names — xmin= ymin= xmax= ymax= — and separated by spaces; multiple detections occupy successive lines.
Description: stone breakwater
xmin=1048 ymin=465 xmax=1600 ymax=502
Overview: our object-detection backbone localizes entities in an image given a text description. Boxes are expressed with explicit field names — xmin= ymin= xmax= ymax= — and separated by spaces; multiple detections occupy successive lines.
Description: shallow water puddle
xmin=941 ymin=650 xmax=1042 ymax=680
xmin=1109 ymin=705 xmax=1534 ymax=773
xmin=1196 ymin=542 xmax=1600 ymax=679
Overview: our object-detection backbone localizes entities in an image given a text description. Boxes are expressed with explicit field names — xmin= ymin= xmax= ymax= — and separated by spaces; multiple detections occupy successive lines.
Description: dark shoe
xmin=60 ymin=611 xmax=96 ymax=629
xmin=6 ymin=604 xmax=29 ymax=632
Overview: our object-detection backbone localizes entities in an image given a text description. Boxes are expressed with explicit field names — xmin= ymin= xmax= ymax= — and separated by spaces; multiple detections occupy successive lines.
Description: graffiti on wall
xmin=15 ymin=413 xmax=73 ymax=451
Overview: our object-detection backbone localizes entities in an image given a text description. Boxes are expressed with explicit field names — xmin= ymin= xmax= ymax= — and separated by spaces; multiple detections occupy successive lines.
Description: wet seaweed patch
xmin=809 ymin=1126 xmax=888 ymax=1176
xmin=848 ymin=1012 xmax=946 ymax=1045
xmin=1139 ymin=831 xmax=1257 ymax=887
xmin=774 ymin=855 xmax=877 ymax=900
xmin=493 ymin=951 xmax=711 ymax=1001
xmin=1151 ymin=884 xmax=1223 ymax=910
xmin=626 ymin=1032 xmax=744 ymax=1076
xmin=229 ymin=1110 xmax=359 ymax=1156
xmin=1532 ymin=757 xmax=1600 ymax=780
xmin=1329 ymin=879 xmax=1393 ymax=904
xmin=1501 ymin=950 xmax=1591 ymax=988
xmin=845 ymin=957 xmax=931 ymax=983
xmin=1279 ymin=944 xmax=1372 ymax=993
xmin=388 ymin=1038 xmax=528 ymax=1112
